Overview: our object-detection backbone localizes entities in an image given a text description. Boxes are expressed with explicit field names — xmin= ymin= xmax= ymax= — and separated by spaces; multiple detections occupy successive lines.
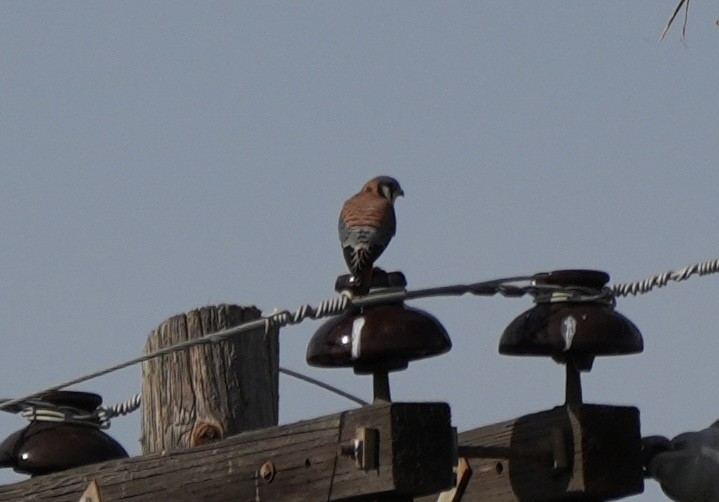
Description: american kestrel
xmin=339 ymin=176 xmax=404 ymax=292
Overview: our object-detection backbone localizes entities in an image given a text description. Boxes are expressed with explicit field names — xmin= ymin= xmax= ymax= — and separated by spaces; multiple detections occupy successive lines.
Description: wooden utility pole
xmin=141 ymin=304 xmax=279 ymax=453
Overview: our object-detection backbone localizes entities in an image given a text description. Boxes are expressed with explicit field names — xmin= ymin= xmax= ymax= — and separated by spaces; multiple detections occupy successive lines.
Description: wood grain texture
xmin=0 ymin=403 xmax=453 ymax=502
xmin=141 ymin=304 xmax=279 ymax=454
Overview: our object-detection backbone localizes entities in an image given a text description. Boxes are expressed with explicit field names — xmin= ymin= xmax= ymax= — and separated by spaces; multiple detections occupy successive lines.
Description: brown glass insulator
xmin=499 ymin=270 xmax=643 ymax=371
xmin=0 ymin=391 xmax=128 ymax=476
xmin=309 ymin=270 xmax=451 ymax=402
xmin=307 ymin=302 xmax=452 ymax=374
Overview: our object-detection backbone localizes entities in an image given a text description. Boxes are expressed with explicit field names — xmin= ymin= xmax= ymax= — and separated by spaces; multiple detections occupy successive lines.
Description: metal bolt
xmin=339 ymin=439 xmax=361 ymax=461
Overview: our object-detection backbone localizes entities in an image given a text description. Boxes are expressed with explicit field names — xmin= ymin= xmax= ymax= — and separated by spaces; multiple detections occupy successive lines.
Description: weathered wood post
xmin=141 ymin=304 xmax=279 ymax=454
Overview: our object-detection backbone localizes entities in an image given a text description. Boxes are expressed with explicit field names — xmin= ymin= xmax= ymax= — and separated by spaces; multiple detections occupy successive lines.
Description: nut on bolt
xmin=339 ymin=427 xmax=379 ymax=470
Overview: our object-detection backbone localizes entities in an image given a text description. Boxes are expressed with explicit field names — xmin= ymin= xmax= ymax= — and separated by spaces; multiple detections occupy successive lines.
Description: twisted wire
xmin=612 ymin=258 xmax=719 ymax=297
xmin=95 ymin=392 xmax=142 ymax=427
xmin=262 ymin=294 xmax=352 ymax=333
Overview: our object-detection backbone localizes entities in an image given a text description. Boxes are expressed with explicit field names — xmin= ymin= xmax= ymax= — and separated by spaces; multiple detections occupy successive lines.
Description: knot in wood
xmin=190 ymin=422 xmax=224 ymax=448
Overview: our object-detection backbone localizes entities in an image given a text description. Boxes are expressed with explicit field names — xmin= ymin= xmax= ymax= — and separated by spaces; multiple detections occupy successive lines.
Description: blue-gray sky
xmin=2 ymin=3 xmax=719 ymax=499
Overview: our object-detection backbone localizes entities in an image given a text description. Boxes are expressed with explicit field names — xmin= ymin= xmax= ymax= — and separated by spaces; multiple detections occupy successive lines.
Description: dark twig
xmin=661 ymin=0 xmax=691 ymax=41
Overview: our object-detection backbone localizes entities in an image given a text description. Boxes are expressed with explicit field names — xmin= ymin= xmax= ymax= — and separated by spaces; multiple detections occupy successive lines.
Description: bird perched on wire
xmin=339 ymin=176 xmax=404 ymax=294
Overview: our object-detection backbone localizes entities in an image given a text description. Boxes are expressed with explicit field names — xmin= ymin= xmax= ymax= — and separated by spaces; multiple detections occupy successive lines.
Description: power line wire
xmin=1 ymin=259 xmax=718 ymax=415
xmin=279 ymin=367 xmax=369 ymax=406
xmin=4 ymin=365 xmax=369 ymax=426
xmin=612 ymin=257 xmax=719 ymax=297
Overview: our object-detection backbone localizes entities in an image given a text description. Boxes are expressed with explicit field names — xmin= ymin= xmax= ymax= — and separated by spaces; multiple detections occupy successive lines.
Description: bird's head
xmin=364 ymin=176 xmax=404 ymax=204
